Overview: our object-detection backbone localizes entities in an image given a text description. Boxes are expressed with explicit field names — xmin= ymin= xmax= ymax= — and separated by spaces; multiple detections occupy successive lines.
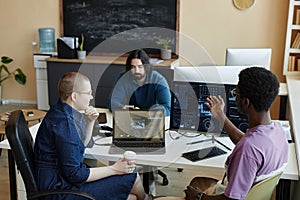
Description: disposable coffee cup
xmin=123 ymin=151 xmax=136 ymax=160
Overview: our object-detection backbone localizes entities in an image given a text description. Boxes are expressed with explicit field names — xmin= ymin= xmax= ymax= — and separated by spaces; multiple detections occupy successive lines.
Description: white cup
xmin=123 ymin=151 xmax=136 ymax=160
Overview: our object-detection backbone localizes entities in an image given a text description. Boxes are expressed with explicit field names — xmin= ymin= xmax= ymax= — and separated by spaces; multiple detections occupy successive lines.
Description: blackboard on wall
xmin=60 ymin=0 xmax=179 ymax=55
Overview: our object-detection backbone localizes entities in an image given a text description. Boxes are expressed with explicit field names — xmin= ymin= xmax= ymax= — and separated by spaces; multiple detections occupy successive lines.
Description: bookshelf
xmin=283 ymin=0 xmax=300 ymax=75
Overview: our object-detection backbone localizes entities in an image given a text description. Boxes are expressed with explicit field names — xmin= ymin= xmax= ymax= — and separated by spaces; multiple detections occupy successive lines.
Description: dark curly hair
xmin=125 ymin=49 xmax=152 ymax=73
xmin=238 ymin=67 xmax=279 ymax=112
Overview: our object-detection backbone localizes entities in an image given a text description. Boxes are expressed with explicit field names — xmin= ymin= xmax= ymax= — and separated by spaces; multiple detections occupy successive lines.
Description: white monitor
xmin=174 ymin=66 xmax=250 ymax=85
xmin=225 ymin=48 xmax=272 ymax=70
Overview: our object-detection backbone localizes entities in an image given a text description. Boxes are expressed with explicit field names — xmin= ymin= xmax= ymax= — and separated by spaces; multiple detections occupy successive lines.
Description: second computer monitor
xmin=170 ymin=81 xmax=249 ymax=135
xmin=225 ymin=48 xmax=272 ymax=70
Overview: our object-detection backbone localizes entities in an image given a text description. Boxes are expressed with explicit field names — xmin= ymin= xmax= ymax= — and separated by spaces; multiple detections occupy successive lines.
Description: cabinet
xmin=46 ymin=57 xmax=178 ymax=108
xmin=33 ymin=54 xmax=52 ymax=110
xmin=283 ymin=0 xmax=300 ymax=75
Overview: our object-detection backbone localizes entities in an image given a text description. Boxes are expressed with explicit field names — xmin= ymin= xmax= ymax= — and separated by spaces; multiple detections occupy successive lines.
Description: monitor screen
xmin=225 ymin=48 xmax=272 ymax=70
xmin=170 ymin=81 xmax=249 ymax=134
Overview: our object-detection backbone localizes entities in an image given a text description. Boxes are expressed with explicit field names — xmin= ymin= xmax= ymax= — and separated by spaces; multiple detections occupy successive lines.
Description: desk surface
xmin=46 ymin=56 xmax=179 ymax=68
xmin=0 ymin=110 xmax=298 ymax=181
xmin=0 ymin=109 xmax=46 ymax=123
xmin=85 ymin=131 xmax=298 ymax=181
xmin=287 ymin=74 xmax=300 ymax=177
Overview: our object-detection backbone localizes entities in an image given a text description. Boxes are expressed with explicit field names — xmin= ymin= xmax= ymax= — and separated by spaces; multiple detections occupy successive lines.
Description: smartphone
xmin=97 ymin=113 xmax=107 ymax=124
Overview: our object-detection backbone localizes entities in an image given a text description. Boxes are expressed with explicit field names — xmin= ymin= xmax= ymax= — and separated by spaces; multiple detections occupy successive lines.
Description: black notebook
xmin=182 ymin=146 xmax=227 ymax=162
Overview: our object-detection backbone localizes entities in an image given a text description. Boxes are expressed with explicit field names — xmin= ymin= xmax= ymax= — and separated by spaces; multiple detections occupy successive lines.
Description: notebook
xmin=109 ymin=109 xmax=166 ymax=154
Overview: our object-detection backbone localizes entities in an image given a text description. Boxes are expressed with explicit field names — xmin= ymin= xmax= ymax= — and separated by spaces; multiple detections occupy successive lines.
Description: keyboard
xmin=109 ymin=145 xmax=166 ymax=154
xmin=114 ymin=142 xmax=164 ymax=148
xmin=182 ymin=146 xmax=227 ymax=162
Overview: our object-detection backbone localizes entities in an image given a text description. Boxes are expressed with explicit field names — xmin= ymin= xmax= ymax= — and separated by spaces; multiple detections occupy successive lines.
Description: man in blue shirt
xmin=108 ymin=49 xmax=171 ymax=116
xmin=108 ymin=49 xmax=171 ymax=196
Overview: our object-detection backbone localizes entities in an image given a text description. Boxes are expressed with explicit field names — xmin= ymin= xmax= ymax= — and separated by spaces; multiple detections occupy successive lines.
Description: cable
xmin=93 ymin=137 xmax=112 ymax=146
xmin=168 ymin=129 xmax=203 ymax=140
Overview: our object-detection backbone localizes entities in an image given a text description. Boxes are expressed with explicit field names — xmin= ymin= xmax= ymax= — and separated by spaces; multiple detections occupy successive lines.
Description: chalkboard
xmin=60 ymin=0 xmax=179 ymax=55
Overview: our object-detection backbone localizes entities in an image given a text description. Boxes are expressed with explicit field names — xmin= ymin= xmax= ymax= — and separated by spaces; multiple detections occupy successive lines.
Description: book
xmin=292 ymin=32 xmax=300 ymax=48
xmin=288 ymin=56 xmax=292 ymax=71
xmin=296 ymin=9 xmax=300 ymax=25
xmin=291 ymin=56 xmax=296 ymax=71
xmin=288 ymin=55 xmax=296 ymax=71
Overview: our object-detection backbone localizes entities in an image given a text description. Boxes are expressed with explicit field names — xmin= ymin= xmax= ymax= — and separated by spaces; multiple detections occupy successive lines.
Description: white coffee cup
xmin=123 ymin=151 xmax=136 ymax=160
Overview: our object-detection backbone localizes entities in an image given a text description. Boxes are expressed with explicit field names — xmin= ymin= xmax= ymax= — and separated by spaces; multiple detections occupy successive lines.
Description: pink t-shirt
xmin=224 ymin=122 xmax=288 ymax=200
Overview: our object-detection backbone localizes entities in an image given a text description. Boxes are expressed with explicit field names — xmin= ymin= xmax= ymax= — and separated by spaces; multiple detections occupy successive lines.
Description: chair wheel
xmin=162 ymin=177 xmax=169 ymax=185
xmin=177 ymin=168 xmax=183 ymax=172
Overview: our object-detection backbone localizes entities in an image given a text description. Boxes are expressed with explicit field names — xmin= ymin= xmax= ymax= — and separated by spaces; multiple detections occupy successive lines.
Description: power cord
xmin=167 ymin=129 xmax=203 ymax=140
xmin=93 ymin=137 xmax=112 ymax=146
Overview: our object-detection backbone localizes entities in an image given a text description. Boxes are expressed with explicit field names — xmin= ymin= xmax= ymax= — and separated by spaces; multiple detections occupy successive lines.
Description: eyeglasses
xmin=75 ymin=90 xmax=93 ymax=96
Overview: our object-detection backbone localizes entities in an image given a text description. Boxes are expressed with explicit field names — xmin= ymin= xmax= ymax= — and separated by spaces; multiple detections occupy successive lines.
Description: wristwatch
xmin=196 ymin=192 xmax=204 ymax=200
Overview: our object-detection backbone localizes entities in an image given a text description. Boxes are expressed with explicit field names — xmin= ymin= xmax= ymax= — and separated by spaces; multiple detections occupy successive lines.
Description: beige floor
xmin=0 ymin=103 xmax=224 ymax=199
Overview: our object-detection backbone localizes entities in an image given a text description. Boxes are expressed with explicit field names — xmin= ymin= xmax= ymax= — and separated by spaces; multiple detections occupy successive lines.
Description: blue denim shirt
xmin=108 ymin=70 xmax=171 ymax=116
xmin=34 ymin=100 xmax=90 ymax=190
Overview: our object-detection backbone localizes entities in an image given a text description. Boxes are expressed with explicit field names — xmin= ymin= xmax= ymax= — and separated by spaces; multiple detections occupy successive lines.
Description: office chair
xmin=244 ymin=171 xmax=282 ymax=200
xmin=154 ymin=172 xmax=283 ymax=200
xmin=5 ymin=110 xmax=95 ymax=200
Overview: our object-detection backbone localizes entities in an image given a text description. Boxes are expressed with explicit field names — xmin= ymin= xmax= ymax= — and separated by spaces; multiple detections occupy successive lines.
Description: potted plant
xmin=77 ymin=34 xmax=86 ymax=60
xmin=0 ymin=56 xmax=27 ymax=102
xmin=156 ymin=38 xmax=172 ymax=60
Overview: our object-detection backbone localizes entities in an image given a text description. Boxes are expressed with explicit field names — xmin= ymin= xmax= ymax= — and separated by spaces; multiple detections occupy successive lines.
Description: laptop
xmin=109 ymin=109 xmax=166 ymax=154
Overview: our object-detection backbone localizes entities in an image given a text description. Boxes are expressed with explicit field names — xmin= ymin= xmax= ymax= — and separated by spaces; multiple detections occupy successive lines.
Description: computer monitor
xmin=174 ymin=66 xmax=249 ymax=85
xmin=170 ymin=81 xmax=249 ymax=134
xmin=225 ymin=48 xmax=272 ymax=70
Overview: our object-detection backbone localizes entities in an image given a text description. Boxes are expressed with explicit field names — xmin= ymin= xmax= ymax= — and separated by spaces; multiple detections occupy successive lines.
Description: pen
xmin=186 ymin=139 xmax=213 ymax=145
xmin=215 ymin=139 xmax=232 ymax=151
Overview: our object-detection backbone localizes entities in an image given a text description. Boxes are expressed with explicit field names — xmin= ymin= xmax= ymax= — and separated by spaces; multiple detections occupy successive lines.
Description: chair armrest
xmin=28 ymin=189 xmax=95 ymax=200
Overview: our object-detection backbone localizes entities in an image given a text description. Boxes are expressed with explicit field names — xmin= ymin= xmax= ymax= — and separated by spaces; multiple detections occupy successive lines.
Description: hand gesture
xmin=206 ymin=95 xmax=226 ymax=122
xmin=83 ymin=106 xmax=99 ymax=122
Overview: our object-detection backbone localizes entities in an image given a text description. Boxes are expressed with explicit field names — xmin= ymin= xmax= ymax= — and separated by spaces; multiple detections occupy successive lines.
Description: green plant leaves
xmin=1 ymin=56 xmax=13 ymax=64
xmin=156 ymin=38 xmax=171 ymax=49
xmin=0 ymin=56 xmax=26 ymax=85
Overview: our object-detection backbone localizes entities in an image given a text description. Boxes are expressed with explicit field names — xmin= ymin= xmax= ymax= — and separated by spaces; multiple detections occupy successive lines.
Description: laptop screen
xmin=113 ymin=109 xmax=165 ymax=142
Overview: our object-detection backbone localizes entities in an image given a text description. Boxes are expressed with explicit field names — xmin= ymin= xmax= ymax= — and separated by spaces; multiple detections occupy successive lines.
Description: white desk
xmin=287 ymin=75 xmax=300 ymax=178
xmin=86 ymin=132 xmax=298 ymax=180
xmin=92 ymin=108 xmax=298 ymax=180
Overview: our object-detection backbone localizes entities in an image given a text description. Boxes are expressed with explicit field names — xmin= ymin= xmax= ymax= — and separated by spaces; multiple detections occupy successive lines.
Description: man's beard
xmin=134 ymin=73 xmax=145 ymax=80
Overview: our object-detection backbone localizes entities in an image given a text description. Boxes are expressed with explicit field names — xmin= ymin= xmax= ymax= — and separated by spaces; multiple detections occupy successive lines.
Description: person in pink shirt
xmin=164 ymin=67 xmax=288 ymax=200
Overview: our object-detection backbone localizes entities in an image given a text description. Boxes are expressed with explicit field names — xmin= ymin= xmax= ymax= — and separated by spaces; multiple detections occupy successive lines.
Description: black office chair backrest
xmin=5 ymin=110 xmax=38 ymax=195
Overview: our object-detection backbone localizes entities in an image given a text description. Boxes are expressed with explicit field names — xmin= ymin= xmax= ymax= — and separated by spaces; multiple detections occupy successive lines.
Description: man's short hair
xmin=58 ymin=72 xmax=89 ymax=101
xmin=238 ymin=67 xmax=279 ymax=112
xmin=125 ymin=49 xmax=152 ymax=73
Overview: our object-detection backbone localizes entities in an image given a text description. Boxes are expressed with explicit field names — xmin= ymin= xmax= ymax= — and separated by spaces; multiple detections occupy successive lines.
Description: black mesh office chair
xmin=5 ymin=110 xmax=95 ymax=200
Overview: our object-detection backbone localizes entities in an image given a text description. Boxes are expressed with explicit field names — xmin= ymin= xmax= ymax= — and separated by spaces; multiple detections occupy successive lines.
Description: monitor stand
xmin=187 ymin=134 xmax=232 ymax=151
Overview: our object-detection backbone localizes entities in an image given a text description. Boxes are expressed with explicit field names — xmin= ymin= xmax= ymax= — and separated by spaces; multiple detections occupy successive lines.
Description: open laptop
xmin=109 ymin=109 xmax=166 ymax=154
